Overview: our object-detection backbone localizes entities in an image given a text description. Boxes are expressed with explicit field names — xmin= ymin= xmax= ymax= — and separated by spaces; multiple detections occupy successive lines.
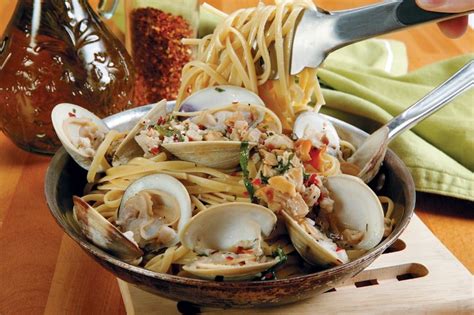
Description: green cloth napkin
xmin=319 ymin=40 xmax=473 ymax=201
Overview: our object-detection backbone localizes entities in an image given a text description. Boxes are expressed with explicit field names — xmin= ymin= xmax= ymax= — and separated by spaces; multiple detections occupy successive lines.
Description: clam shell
xmin=325 ymin=175 xmax=385 ymax=250
xmin=347 ymin=127 xmax=390 ymax=183
xmin=178 ymin=85 xmax=265 ymax=112
xmin=51 ymin=103 xmax=109 ymax=171
xmin=72 ymin=196 xmax=143 ymax=264
xmin=180 ymin=202 xmax=279 ymax=280
xmin=162 ymin=141 xmax=247 ymax=169
xmin=118 ymin=174 xmax=192 ymax=240
xmin=113 ymin=100 xmax=168 ymax=166
xmin=282 ymin=211 xmax=343 ymax=267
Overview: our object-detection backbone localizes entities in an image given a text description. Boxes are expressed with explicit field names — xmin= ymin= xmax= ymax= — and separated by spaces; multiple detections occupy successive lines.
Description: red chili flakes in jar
xmin=130 ymin=8 xmax=193 ymax=105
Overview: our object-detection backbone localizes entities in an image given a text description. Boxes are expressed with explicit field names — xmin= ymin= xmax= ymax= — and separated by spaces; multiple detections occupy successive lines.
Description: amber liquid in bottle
xmin=0 ymin=0 xmax=135 ymax=154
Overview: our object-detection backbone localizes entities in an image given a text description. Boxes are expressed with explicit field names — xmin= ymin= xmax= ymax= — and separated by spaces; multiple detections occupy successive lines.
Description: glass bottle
xmin=124 ymin=0 xmax=199 ymax=105
xmin=0 ymin=0 xmax=135 ymax=154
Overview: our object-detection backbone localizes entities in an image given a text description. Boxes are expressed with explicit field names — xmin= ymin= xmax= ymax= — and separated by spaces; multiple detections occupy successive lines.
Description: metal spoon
xmin=348 ymin=61 xmax=474 ymax=183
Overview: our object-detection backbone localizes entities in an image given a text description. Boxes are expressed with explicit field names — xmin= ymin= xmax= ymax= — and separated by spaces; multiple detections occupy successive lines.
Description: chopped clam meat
xmin=303 ymin=184 xmax=321 ymax=208
xmin=264 ymin=134 xmax=294 ymax=150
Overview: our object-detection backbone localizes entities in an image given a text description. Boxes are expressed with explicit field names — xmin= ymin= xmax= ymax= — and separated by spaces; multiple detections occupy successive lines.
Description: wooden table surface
xmin=0 ymin=1 xmax=473 ymax=314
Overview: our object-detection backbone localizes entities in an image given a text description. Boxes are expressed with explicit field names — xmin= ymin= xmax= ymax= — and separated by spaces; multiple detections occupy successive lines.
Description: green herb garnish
xmin=303 ymin=172 xmax=310 ymax=182
xmin=256 ymin=247 xmax=288 ymax=281
xmin=275 ymin=153 xmax=294 ymax=174
xmin=272 ymin=247 xmax=288 ymax=265
xmin=259 ymin=172 xmax=270 ymax=185
xmin=215 ymin=87 xmax=225 ymax=92
xmin=240 ymin=141 xmax=256 ymax=202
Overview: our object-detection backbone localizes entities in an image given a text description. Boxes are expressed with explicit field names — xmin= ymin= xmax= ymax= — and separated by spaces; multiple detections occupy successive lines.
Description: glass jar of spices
xmin=125 ymin=0 xmax=199 ymax=105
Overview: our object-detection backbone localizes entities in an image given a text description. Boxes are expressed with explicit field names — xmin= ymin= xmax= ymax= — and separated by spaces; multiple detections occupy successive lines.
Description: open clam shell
xmin=72 ymin=196 xmax=143 ymax=264
xmin=51 ymin=103 xmax=110 ymax=171
xmin=117 ymin=174 xmax=192 ymax=250
xmin=113 ymin=99 xmax=168 ymax=166
xmin=284 ymin=174 xmax=384 ymax=267
xmin=162 ymin=103 xmax=282 ymax=169
xmin=178 ymin=85 xmax=265 ymax=112
xmin=293 ymin=111 xmax=340 ymax=156
xmin=180 ymin=202 xmax=279 ymax=280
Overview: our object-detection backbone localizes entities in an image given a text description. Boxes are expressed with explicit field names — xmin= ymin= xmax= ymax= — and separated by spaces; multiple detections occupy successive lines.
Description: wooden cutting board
xmin=117 ymin=214 xmax=473 ymax=314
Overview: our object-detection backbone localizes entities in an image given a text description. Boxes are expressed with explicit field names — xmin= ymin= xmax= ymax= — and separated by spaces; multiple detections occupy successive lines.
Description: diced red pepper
xmin=305 ymin=173 xmax=319 ymax=187
xmin=308 ymin=147 xmax=322 ymax=170
xmin=252 ymin=178 xmax=262 ymax=186
xmin=150 ymin=147 xmax=160 ymax=155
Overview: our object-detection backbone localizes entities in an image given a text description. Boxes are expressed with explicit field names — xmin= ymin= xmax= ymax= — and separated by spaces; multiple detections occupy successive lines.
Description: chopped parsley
xmin=240 ymin=141 xmax=256 ymax=202
xmin=275 ymin=153 xmax=294 ymax=174
xmin=256 ymin=247 xmax=288 ymax=281
xmin=303 ymin=172 xmax=310 ymax=182
xmin=272 ymin=247 xmax=288 ymax=266
xmin=259 ymin=172 xmax=270 ymax=185
xmin=154 ymin=125 xmax=184 ymax=141
xmin=215 ymin=87 xmax=225 ymax=92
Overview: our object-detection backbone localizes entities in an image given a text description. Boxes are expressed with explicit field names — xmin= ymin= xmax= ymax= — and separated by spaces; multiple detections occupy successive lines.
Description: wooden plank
xmin=118 ymin=215 xmax=473 ymax=314
xmin=44 ymin=236 xmax=126 ymax=315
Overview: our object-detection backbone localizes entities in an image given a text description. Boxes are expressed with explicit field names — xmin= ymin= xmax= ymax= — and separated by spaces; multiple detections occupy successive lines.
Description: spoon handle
xmin=386 ymin=61 xmax=474 ymax=141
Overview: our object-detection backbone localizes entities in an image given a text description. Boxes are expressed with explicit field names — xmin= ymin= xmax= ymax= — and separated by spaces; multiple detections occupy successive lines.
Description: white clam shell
xmin=118 ymin=174 xmax=192 ymax=248
xmin=325 ymin=175 xmax=385 ymax=250
xmin=178 ymin=85 xmax=265 ymax=112
xmin=51 ymin=103 xmax=109 ymax=171
xmin=180 ymin=202 xmax=279 ymax=280
xmin=293 ymin=111 xmax=340 ymax=156
xmin=113 ymin=99 xmax=168 ymax=166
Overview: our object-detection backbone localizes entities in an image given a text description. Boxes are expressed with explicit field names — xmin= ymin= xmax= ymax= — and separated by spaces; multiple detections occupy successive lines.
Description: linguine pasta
xmin=178 ymin=0 xmax=324 ymax=130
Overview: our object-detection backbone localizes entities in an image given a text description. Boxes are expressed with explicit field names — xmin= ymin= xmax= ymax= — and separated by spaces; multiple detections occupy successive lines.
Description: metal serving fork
xmin=290 ymin=0 xmax=473 ymax=75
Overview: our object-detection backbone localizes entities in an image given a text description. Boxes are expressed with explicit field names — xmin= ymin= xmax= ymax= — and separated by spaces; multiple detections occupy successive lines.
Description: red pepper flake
xmin=226 ymin=256 xmax=234 ymax=261
xmin=305 ymin=173 xmax=319 ymax=187
xmin=265 ymin=273 xmax=274 ymax=279
xmin=68 ymin=112 xmax=76 ymax=117
xmin=243 ymin=191 xmax=249 ymax=197
xmin=198 ymin=124 xmax=205 ymax=130
xmin=131 ymin=7 xmax=193 ymax=104
xmin=157 ymin=116 xmax=165 ymax=125
xmin=236 ymin=246 xmax=253 ymax=254
xmin=239 ymin=261 xmax=246 ymax=266
xmin=252 ymin=178 xmax=262 ymax=186
xmin=336 ymin=246 xmax=343 ymax=252
xmin=150 ymin=147 xmax=160 ymax=155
